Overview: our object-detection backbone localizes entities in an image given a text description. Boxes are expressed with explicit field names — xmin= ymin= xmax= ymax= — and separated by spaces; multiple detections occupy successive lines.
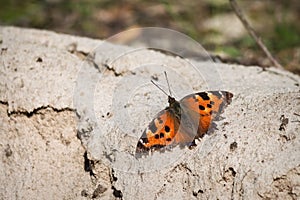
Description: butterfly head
xmin=168 ymin=96 xmax=176 ymax=104
xmin=150 ymin=72 xmax=181 ymax=117
xmin=168 ymin=95 xmax=181 ymax=117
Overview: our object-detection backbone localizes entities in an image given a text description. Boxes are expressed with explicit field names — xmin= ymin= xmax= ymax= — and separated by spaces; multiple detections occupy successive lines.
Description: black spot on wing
xmin=164 ymin=125 xmax=170 ymax=132
xmin=166 ymin=138 xmax=172 ymax=142
xmin=198 ymin=92 xmax=210 ymax=101
xmin=207 ymin=104 xmax=212 ymax=108
xmin=160 ymin=133 xmax=164 ymax=138
xmin=154 ymin=134 xmax=159 ymax=139
xmin=199 ymin=105 xmax=205 ymax=110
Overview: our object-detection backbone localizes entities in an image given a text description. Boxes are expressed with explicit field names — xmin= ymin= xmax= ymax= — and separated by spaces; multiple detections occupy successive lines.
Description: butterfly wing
xmin=179 ymin=91 xmax=233 ymax=139
xmin=136 ymin=108 xmax=180 ymax=156
xmin=135 ymin=91 xmax=233 ymax=156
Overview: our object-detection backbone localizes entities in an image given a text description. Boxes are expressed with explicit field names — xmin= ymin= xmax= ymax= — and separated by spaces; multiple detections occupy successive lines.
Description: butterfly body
xmin=136 ymin=91 xmax=233 ymax=156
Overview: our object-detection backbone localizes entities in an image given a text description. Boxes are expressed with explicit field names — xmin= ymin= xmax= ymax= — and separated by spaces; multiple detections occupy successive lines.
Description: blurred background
xmin=1 ymin=0 xmax=299 ymax=74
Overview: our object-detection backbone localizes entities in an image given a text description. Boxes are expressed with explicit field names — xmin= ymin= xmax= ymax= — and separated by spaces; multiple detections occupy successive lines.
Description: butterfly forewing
xmin=136 ymin=109 xmax=180 ymax=155
xmin=180 ymin=91 xmax=233 ymax=137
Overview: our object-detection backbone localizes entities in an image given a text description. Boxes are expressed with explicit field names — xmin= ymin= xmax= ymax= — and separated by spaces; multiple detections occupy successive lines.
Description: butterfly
xmin=135 ymin=73 xmax=233 ymax=157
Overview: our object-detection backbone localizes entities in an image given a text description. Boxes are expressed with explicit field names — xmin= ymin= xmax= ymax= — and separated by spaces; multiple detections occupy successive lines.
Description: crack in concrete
xmin=230 ymin=169 xmax=237 ymax=200
xmin=83 ymin=151 xmax=97 ymax=178
xmin=0 ymin=100 xmax=9 ymax=106
xmin=85 ymin=53 xmax=102 ymax=74
xmin=0 ymin=101 xmax=75 ymax=117
xmin=109 ymin=168 xmax=123 ymax=199
xmin=103 ymin=63 xmax=122 ymax=76
xmin=66 ymin=43 xmax=103 ymax=75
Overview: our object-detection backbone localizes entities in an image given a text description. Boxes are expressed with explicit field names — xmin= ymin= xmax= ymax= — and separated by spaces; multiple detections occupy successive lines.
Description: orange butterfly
xmin=136 ymin=73 xmax=233 ymax=157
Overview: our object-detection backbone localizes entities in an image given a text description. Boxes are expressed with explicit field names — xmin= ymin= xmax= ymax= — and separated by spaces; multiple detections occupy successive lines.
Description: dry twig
xmin=229 ymin=0 xmax=283 ymax=69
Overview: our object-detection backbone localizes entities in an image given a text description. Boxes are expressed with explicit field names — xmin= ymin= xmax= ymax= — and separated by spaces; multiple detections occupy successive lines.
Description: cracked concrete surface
xmin=1 ymin=26 xmax=300 ymax=199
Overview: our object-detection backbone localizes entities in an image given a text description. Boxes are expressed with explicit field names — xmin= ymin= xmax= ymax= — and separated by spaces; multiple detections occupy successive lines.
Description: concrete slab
xmin=1 ymin=26 xmax=299 ymax=199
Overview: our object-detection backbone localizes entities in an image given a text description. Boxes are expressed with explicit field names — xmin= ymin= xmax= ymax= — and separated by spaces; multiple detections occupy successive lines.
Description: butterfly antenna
xmin=151 ymin=80 xmax=169 ymax=97
xmin=164 ymin=71 xmax=172 ymax=96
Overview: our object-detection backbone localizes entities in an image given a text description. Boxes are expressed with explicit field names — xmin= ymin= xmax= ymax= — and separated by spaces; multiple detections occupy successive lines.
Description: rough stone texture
xmin=0 ymin=26 xmax=112 ymax=199
xmin=1 ymin=26 xmax=300 ymax=200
